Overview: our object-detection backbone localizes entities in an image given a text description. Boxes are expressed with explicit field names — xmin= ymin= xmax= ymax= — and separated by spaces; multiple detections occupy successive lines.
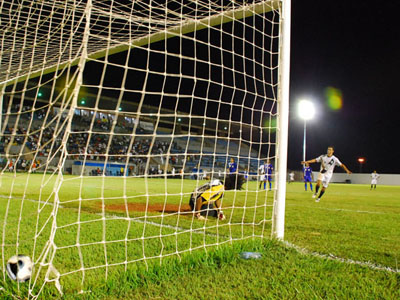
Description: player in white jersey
xmin=258 ymin=160 xmax=273 ymax=190
xmin=288 ymin=171 xmax=295 ymax=183
xmin=301 ymin=146 xmax=351 ymax=202
xmin=258 ymin=161 xmax=266 ymax=188
xmin=370 ymin=170 xmax=380 ymax=190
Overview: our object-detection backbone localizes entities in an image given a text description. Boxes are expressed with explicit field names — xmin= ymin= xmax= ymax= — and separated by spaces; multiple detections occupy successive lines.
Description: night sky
xmin=288 ymin=1 xmax=400 ymax=174
xmin=6 ymin=1 xmax=398 ymax=174
xmin=79 ymin=2 xmax=400 ymax=174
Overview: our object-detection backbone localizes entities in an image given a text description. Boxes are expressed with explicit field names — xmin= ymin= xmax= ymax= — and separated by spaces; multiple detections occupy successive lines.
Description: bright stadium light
xmin=298 ymin=99 xmax=315 ymax=121
xmin=358 ymin=157 xmax=366 ymax=173
xmin=298 ymin=100 xmax=316 ymax=163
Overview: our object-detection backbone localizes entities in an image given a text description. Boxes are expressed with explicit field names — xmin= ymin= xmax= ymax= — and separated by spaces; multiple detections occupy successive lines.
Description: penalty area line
xmin=288 ymin=203 xmax=390 ymax=215
xmin=105 ymin=214 xmax=223 ymax=238
xmin=283 ymin=240 xmax=400 ymax=274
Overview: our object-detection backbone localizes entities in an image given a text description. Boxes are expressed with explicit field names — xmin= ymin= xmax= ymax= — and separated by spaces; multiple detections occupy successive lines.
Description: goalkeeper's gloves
xmin=195 ymin=213 xmax=206 ymax=220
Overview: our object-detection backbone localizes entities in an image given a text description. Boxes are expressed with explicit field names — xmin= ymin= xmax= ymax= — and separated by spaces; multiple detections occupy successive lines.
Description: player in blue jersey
xmin=302 ymin=162 xmax=314 ymax=192
xmin=227 ymin=157 xmax=238 ymax=174
xmin=266 ymin=160 xmax=274 ymax=190
xmin=259 ymin=159 xmax=273 ymax=190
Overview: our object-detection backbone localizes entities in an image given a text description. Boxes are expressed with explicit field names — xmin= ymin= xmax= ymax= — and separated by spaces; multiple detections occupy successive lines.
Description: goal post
xmin=0 ymin=0 xmax=290 ymax=297
xmin=273 ymin=0 xmax=291 ymax=239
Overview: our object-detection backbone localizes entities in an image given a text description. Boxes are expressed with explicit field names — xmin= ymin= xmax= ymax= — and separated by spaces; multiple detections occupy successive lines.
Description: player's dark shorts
xmin=189 ymin=196 xmax=218 ymax=218
xmin=304 ymin=176 xmax=312 ymax=182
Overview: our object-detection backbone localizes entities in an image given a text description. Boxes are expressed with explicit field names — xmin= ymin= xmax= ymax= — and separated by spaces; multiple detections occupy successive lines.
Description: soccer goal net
xmin=0 ymin=0 xmax=290 ymax=297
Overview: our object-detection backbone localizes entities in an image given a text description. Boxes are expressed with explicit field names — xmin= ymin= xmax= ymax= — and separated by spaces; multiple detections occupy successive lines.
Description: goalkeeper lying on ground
xmin=189 ymin=174 xmax=245 ymax=220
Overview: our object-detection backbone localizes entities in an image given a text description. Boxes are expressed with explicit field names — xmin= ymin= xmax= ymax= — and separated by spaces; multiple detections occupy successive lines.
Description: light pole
xmin=298 ymin=100 xmax=316 ymax=163
xmin=358 ymin=157 xmax=365 ymax=173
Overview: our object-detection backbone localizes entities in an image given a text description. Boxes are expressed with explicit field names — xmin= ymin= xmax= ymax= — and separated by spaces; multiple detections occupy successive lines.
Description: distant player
xmin=192 ymin=165 xmax=199 ymax=180
xmin=8 ymin=160 xmax=14 ymax=172
xmin=189 ymin=174 xmax=245 ymax=220
xmin=266 ymin=160 xmax=274 ymax=190
xmin=259 ymin=159 xmax=273 ymax=190
xmin=31 ymin=161 xmax=37 ymax=173
xmin=370 ymin=170 xmax=380 ymax=190
xmin=258 ymin=160 xmax=266 ymax=189
xmin=303 ymin=162 xmax=314 ymax=191
xmin=227 ymin=158 xmax=237 ymax=174
xmin=288 ymin=171 xmax=295 ymax=183
xmin=301 ymin=146 xmax=351 ymax=202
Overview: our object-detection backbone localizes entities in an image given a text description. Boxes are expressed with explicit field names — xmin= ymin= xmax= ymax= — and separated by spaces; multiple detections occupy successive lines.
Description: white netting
xmin=0 ymin=0 xmax=287 ymax=297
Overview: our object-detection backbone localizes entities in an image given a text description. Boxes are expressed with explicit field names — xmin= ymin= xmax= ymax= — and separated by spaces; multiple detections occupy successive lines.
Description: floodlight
xmin=298 ymin=99 xmax=315 ymax=163
xmin=298 ymin=99 xmax=315 ymax=121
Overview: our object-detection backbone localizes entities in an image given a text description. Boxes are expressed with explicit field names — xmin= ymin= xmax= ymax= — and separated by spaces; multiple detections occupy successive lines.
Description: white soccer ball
xmin=6 ymin=255 xmax=33 ymax=282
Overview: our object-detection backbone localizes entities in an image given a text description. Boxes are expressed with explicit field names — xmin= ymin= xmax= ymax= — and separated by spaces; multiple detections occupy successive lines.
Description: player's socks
xmin=264 ymin=182 xmax=266 ymax=190
xmin=304 ymin=183 xmax=307 ymax=191
xmin=315 ymin=185 xmax=319 ymax=195
xmin=318 ymin=190 xmax=325 ymax=199
xmin=310 ymin=183 xmax=313 ymax=192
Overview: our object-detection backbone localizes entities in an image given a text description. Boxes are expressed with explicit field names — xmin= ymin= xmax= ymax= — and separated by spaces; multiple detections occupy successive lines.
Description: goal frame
xmin=0 ymin=1 xmax=291 ymax=296
xmin=0 ymin=0 xmax=290 ymax=239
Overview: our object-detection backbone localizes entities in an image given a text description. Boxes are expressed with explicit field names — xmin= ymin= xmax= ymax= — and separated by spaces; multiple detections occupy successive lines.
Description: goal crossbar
xmin=0 ymin=1 xmax=280 ymax=87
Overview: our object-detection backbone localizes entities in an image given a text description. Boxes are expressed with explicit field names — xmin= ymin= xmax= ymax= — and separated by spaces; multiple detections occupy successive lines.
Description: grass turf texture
xmin=0 ymin=174 xmax=399 ymax=299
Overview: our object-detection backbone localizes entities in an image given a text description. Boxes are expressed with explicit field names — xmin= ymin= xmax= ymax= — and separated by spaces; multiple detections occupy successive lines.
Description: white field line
xmin=106 ymin=214 xmax=400 ymax=274
xmin=282 ymin=240 xmax=400 ymax=274
xmin=287 ymin=203 xmax=395 ymax=215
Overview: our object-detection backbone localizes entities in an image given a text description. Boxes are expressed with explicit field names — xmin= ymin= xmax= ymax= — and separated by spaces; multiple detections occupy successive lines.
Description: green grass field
xmin=0 ymin=174 xmax=399 ymax=299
